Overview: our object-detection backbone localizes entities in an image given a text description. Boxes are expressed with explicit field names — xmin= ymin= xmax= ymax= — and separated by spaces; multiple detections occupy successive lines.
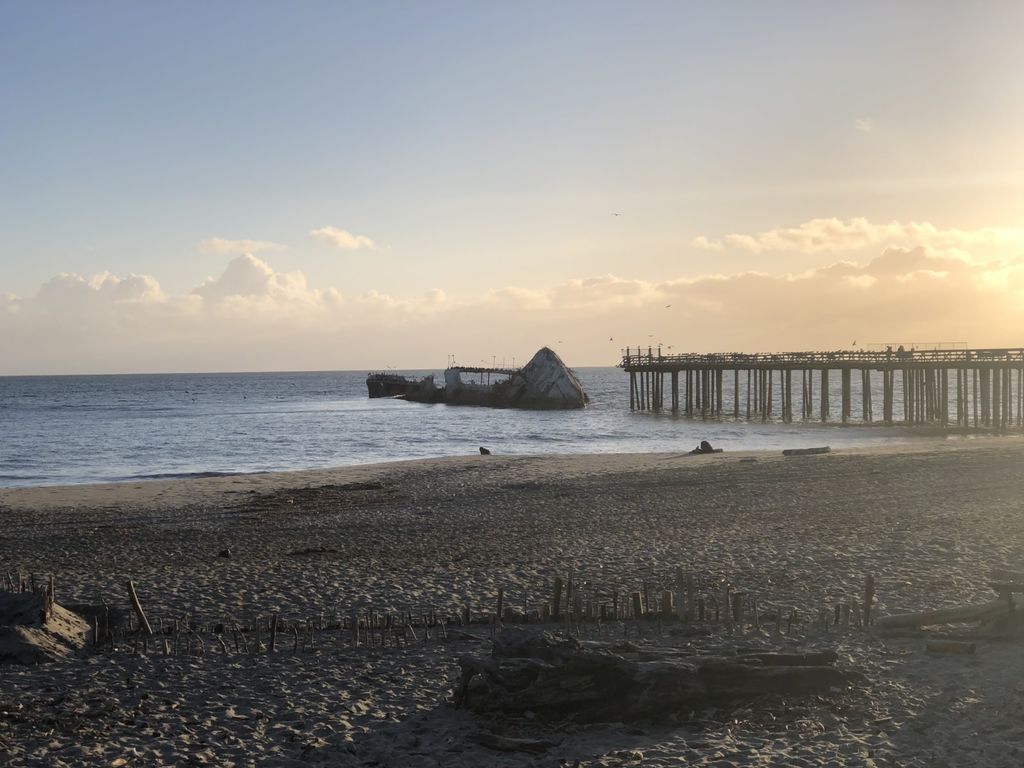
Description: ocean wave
xmin=126 ymin=470 xmax=267 ymax=481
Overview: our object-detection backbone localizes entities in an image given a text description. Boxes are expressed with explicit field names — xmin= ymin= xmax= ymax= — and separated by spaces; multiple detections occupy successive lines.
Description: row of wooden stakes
xmin=6 ymin=569 xmax=882 ymax=659
xmin=489 ymin=571 xmax=879 ymax=632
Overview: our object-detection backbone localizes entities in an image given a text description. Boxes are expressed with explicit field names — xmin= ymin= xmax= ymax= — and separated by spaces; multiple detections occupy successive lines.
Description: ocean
xmin=0 ymin=366 xmax=924 ymax=487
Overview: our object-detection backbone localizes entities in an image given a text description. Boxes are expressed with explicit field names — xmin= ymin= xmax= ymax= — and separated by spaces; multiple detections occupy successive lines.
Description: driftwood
xmin=454 ymin=629 xmax=862 ymax=723
xmin=874 ymin=598 xmax=1011 ymax=630
xmin=991 ymin=568 xmax=1024 ymax=583
xmin=472 ymin=733 xmax=555 ymax=753
xmin=926 ymin=640 xmax=975 ymax=655
xmin=782 ymin=446 xmax=830 ymax=456
xmin=971 ymin=609 xmax=1024 ymax=641
xmin=989 ymin=582 xmax=1024 ymax=599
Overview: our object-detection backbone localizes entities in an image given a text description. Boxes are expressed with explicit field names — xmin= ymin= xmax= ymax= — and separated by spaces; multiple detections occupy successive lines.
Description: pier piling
xmin=621 ymin=346 xmax=1024 ymax=431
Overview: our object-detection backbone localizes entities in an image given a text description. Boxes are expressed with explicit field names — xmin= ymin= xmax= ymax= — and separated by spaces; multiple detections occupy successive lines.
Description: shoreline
xmin=1 ymin=433 xmax=1013 ymax=511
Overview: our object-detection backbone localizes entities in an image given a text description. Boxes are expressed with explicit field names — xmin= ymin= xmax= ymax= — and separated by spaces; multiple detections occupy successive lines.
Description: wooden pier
xmin=621 ymin=347 xmax=1024 ymax=430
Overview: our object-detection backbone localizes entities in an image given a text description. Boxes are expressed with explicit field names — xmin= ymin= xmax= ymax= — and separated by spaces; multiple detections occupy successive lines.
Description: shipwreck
xmin=366 ymin=347 xmax=588 ymax=410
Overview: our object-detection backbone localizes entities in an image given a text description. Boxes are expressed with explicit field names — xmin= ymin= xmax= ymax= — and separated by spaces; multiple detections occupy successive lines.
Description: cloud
xmin=694 ymin=217 xmax=1024 ymax=254
xmin=690 ymin=235 xmax=724 ymax=252
xmin=4 ymin=243 xmax=1024 ymax=374
xmin=193 ymin=254 xmax=306 ymax=302
xmin=198 ymin=237 xmax=286 ymax=254
xmin=309 ymin=226 xmax=376 ymax=250
xmin=855 ymin=117 xmax=874 ymax=133
xmin=34 ymin=271 xmax=166 ymax=310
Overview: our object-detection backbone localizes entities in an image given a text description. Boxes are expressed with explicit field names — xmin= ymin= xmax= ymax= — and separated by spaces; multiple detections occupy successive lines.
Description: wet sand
xmin=2 ymin=438 xmax=1024 ymax=766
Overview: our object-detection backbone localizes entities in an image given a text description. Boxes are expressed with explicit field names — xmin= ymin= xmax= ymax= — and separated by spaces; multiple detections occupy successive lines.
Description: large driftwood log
xmin=782 ymin=446 xmax=830 ymax=456
xmin=874 ymin=598 xmax=1011 ymax=630
xmin=454 ymin=630 xmax=862 ymax=723
xmin=991 ymin=568 xmax=1024 ymax=583
xmin=972 ymin=609 xmax=1024 ymax=641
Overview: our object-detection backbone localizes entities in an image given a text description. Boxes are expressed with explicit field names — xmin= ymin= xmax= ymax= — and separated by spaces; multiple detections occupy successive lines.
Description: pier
xmin=621 ymin=346 xmax=1024 ymax=430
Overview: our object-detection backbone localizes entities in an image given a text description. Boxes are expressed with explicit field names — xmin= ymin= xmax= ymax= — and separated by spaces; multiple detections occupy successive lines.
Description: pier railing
xmin=621 ymin=347 xmax=1024 ymax=369
xmin=449 ymin=365 xmax=519 ymax=375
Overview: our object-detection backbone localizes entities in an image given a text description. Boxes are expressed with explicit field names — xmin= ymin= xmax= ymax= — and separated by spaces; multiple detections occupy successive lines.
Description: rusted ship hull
xmin=366 ymin=373 xmax=437 ymax=400
xmin=366 ymin=348 xmax=588 ymax=410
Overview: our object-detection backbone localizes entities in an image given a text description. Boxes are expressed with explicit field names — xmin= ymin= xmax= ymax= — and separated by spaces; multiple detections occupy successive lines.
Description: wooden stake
xmin=125 ymin=579 xmax=153 ymax=636
xmin=631 ymin=591 xmax=643 ymax=620
xmin=660 ymin=590 xmax=674 ymax=619
xmin=863 ymin=574 xmax=875 ymax=627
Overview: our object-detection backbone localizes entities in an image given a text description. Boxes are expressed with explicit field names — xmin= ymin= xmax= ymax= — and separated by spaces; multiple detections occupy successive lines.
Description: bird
xmin=665 ymin=304 xmax=672 ymax=308
xmin=610 ymin=213 xmax=622 ymax=217
xmin=852 ymin=340 xmax=857 ymax=346
xmin=608 ymin=337 xmax=614 ymax=341
xmin=479 ymin=446 xmax=491 ymax=455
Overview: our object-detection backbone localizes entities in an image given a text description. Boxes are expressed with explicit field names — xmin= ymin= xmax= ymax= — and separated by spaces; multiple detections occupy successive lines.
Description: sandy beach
xmin=3 ymin=438 xmax=1024 ymax=766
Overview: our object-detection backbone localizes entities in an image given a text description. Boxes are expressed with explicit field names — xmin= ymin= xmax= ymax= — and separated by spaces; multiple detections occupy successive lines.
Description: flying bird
xmin=665 ymin=304 xmax=672 ymax=308
xmin=610 ymin=213 xmax=622 ymax=217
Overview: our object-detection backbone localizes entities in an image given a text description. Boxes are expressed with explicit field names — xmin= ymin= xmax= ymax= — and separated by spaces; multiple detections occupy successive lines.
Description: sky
xmin=2 ymin=1 xmax=1024 ymax=374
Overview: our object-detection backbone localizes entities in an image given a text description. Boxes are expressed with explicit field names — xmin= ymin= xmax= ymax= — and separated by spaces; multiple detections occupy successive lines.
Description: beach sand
xmin=2 ymin=438 xmax=1024 ymax=766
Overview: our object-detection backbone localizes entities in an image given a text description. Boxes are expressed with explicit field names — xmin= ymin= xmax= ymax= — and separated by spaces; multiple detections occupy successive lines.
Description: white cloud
xmin=309 ymin=226 xmax=376 ymax=250
xmin=694 ymin=217 xmax=1024 ymax=254
xmin=855 ymin=117 xmax=874 ymax=133
xmin=198 ymin=237 xmax=286 ymax=254
xmin=690 ymin=235 xmax=724 ymax=252
xmin=35 ymin=271 xmax=166 ymax=310
xmin=4 ymin=244 xmax=1024 ymax=373
xmin=844 ymin=274 xmax=878 ymax=289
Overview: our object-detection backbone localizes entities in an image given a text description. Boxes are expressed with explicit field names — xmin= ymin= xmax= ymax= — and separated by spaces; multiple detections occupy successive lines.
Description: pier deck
xmin=621 ymin=347 xmax=1024 ymax=429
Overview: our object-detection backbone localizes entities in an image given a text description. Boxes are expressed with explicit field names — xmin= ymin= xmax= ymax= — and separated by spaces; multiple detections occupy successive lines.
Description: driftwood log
xmin=873 ymin=598 xmax=1012 ymax=630
xmin=782 ymin=446 xmax=830 ymax=456
xmin=454 ymin=629 xmax=862 ymax=723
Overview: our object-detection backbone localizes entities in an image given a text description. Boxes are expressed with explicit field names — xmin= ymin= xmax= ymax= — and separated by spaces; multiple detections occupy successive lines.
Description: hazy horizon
xmin=3 ymin=2 xmax=1023 ymax=376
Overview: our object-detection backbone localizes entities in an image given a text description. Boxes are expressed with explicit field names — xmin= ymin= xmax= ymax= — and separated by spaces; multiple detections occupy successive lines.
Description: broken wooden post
xmin=125 ymin=579 xmax=153 ymax=636
xmin=631 ymin=591 xmax=643 ymax=620
xmin=552 ymin=577 xmax=563 ymax=620
xmin=731 ymin=592 xmax=744 ymax=625
xmin=674 ymin=568 xmax=685 ymax=619
xmin=685 ymin=573 xmax=696 ymax=622
xmin=269 ymin=613 xmax=279 ymax=652
xmin=660 ymin=590 xmax=674 ymax=619
xmin=863 ymin=574 xmax=875 ymax=627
